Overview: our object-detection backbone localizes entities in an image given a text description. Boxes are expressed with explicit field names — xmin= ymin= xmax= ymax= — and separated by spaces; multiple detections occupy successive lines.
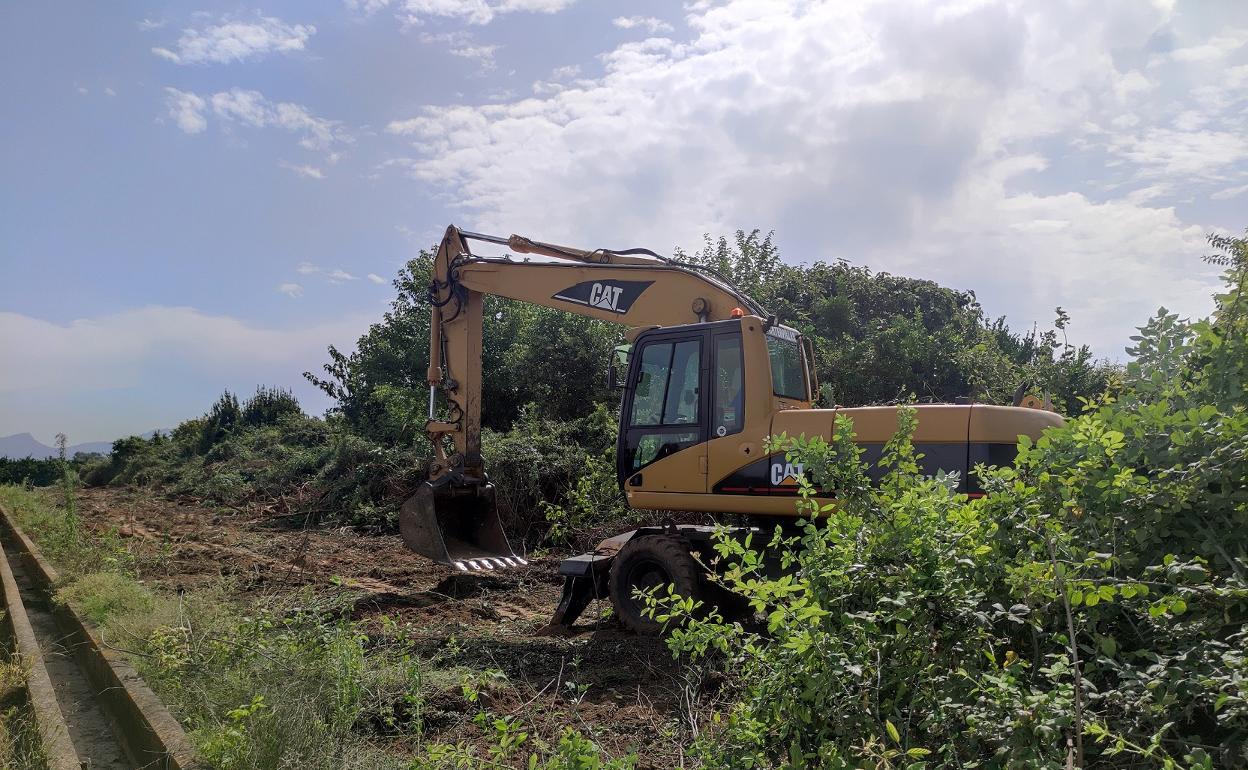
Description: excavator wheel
xmin=608 ymin=534 xmax=703 ymax=635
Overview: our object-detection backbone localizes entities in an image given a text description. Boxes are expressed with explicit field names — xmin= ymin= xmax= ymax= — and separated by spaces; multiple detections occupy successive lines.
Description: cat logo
xmin=770 ymin=461 xmax=805 ymax=486
xmin=552 ymin=279 xmax=653 ymax=315
xmin=589 ymin=282 xmax=623 ymax=311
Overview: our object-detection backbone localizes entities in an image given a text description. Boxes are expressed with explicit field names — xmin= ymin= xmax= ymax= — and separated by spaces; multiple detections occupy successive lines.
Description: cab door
xmin=617 ymin=329 xmax=709 ymax=493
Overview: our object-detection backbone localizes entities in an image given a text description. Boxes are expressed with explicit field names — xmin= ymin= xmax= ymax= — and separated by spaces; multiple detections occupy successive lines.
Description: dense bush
xmin=0 ymin=448 xmax=101 ymax=487
xmin=200 ymin=391 xmax=243 ymax=453
xmin=242 ymin=386 xmax=303 ymax=428
xmin=658 ymin=230 xmax=1248 ymax=768
xmin=482 ymin=403 xmax=627 ymax=544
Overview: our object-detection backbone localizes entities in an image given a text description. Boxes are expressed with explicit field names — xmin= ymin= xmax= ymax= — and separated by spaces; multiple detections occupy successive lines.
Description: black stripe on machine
xmin=711 ymin=442 xmax=1020 ymax=497
xmin=552 ymin=280 xmax=654 ymax=314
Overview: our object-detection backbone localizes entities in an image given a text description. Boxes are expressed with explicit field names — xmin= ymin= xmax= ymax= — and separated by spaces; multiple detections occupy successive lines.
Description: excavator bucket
xmin=399 ymin=481 xmax=526 ymax=571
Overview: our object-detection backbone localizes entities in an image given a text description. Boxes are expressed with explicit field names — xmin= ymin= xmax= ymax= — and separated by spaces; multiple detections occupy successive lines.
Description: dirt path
xmin=74 ymin=487 xmax=704 ymax=765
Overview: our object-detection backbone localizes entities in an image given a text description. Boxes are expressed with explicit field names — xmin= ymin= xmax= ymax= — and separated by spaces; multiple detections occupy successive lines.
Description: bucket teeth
xmin=455 ymin=557 xmax=530 ymax=571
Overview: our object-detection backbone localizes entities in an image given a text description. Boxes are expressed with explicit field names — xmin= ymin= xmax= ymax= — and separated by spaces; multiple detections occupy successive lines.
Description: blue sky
xmin=2 ymin=0 xmax=1246 ymax=443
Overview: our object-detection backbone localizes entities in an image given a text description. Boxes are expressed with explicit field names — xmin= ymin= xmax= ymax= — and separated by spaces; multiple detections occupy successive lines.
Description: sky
xmin=1 ymin=0 xmax=1246 ymax=444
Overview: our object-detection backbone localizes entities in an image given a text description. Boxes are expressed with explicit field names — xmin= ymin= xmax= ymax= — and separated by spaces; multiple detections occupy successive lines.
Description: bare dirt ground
xmin=74 ymin=487 xmax=711 ymax=766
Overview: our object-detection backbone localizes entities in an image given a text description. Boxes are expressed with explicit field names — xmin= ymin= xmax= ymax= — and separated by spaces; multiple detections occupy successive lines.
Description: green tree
xmin=679 ymin=229 xmax=1114 ymax=409
xmin=304 ymin=253 xmax=621 ymax=444
xmin=241 ymin=386 xmax=303 ymax=427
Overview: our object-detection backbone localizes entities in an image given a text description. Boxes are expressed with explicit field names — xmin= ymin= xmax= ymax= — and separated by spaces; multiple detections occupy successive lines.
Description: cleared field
xmin=47 ymin=486 xmax=709 ymax=767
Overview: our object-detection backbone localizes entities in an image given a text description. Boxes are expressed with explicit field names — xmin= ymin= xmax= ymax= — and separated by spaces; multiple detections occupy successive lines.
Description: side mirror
xmin=607 ymin=362 xmax=623 ymax=390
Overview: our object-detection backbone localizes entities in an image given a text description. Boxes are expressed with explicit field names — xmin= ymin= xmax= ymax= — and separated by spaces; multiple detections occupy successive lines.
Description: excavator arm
xmin=405 ymin=225 xmax=766 ymax=570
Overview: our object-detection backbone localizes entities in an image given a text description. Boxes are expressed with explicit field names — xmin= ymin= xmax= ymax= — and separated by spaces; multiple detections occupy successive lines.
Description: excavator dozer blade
xmin=399 ymin=481 xmax=526 ymax=571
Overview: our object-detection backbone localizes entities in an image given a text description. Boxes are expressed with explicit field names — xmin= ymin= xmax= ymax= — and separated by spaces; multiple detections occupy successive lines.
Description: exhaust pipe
xmin=399 ymin=480 xmax=526 ymax=571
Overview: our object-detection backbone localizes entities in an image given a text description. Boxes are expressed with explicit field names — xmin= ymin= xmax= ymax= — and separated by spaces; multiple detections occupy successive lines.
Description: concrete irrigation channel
xmin=0 ymin=503 xmax=201 ymax=769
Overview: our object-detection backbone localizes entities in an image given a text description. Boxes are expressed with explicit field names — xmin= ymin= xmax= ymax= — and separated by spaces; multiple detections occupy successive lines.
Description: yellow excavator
xmin=402 ymin=225 xmax=1064 ymax=633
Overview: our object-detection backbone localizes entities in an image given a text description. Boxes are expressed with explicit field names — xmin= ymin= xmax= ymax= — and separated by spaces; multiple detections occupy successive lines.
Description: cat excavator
xmin=402 ymin=225 xmax=1064 ymax=633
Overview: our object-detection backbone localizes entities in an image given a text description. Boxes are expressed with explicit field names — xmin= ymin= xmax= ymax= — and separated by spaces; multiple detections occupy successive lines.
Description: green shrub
xmin=242 ymin=386 xmax=303 ymax=428
xmin=55 ymin=571 xmax=155 ymax=626
xmin=482 ymin=404 xmax=623 ymax=540
xmin=540 ymin=451 xmax=628 ymax=547
xmin=659 ymin=231 xmax=1248 ymax=769
xmin=200 ymin=391 xmax=242 ymax=453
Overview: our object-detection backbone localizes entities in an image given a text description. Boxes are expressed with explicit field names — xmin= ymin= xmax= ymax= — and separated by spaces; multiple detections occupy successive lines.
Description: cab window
xmin=624 ymin=337 xmax=703 ymax=475
xmin=767 ymin=334 xmax=806 ymax=400
xmin=713 ymin=333 xmax=744 ymax=436
xmin=627 ymin=431 xmax=699 ymax=473
xmin=661 ymin=340 xmax=701 ymax=424
xmin=630 ymin=343 xmax=671 ymax=426
xmin=630 ymin=339 xmax=701 ymax=426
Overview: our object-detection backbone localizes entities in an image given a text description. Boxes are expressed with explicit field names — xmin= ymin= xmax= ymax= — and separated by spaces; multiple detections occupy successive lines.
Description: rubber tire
xmin=608 ymin=534 xmax=703 ymax=635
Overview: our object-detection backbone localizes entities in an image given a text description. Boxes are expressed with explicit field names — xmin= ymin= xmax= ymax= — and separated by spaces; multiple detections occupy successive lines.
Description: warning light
xmin=730 ymin=307 xmax=745 ymax=318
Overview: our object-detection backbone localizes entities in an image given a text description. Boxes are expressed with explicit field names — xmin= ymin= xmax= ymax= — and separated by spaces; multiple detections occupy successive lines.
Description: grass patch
xmin=54 ymin=572 xmax=154 ymax=626
xmin=0 ymin=659 xmax=45 ymax=770
xmin=1 ymin=485 xmax=633 ymax=769
xmin=1 ymin=486 xmax=412 ymax=768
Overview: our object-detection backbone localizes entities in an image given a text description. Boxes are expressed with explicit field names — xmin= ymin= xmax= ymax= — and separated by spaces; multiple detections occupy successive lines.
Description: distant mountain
xmin=0 ymin=431 xmax=165 ymax=460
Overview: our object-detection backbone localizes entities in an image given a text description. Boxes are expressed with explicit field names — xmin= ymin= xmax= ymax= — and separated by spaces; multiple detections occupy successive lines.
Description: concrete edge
xmin=0 ymin=535 xmax=81 ymax=770
xmin=0 ymin=503 xmax=203 ymax=770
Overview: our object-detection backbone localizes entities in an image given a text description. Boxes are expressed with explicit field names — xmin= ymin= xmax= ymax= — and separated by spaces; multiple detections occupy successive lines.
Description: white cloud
xmin=296 ymin=263 xmax=359 ymax=284
xmin=0 ymin=307 xmax=371 ymax=439
xmin=279 ymin=161 xmax=325 ymax=179
xmin=211 ymin=88 xmax=271 ymax=126
xmin=1211 ymin=183 xmax=1248 ymax=201
xmin=613 ymin=16 xmax=673 ymax=35
xmin=355 ymin=0 xmax=576 ymax=26
xmin=367 ymin=273 xmax=387 ymax=284
xmin=277 ymin=282 xmax=304 ymax=297
xmin=385 ymin=0 xmax=1239 ymax=356
xmin=344 ymin=0 xmax=393 ymax=14
xmin=104 ymin=87 xmax=117 ymax=97
xmin=152 ymin=15 xmax=315 ymax=65
xmin=1108 ymin=128 xmax=1248 ymax=181
xmin=1166 ymin=32 xmax=1247 ymax=63
xmin=138 ymin=18 xmax=166 ymax=31
xmin=0 ymin=308 xmax=341 ymax=393
xmin=163 ymin=87 xmax=207 ymax=134
xmin=165 ymin=87 xmax=350 ymax=152
xmin=911 ymin=163 xmax=1216 ymax=355
xmin=419 ymin=31 xmax=499 ymax=71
